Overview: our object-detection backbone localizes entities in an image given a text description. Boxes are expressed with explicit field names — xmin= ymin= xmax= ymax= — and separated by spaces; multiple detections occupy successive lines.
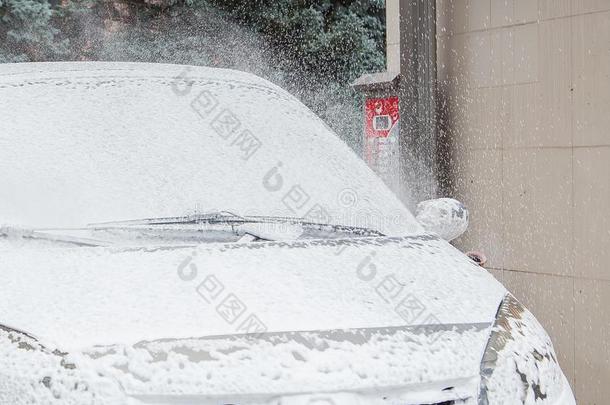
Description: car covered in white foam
xmin=0 ymin=62 xmax=575 ymax=405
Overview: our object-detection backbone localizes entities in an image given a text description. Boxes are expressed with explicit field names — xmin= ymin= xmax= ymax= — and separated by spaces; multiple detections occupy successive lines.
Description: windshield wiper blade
xmin=87 ymin=212 xmax=385 ymax=238
xmin=87 ymin=211 xmax=245 ymax=228
xmin=3 ymin=211 xmax=385 ymax=248
xmin=88 ymin=212 xmax=384 ymax=236
xmin=2 ymin=211 xmax=385 ymax=247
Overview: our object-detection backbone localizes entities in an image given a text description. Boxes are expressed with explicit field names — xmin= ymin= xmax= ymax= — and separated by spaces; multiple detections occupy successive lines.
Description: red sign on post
xmin=363 ymin=96 xmax=400 ymax=192
xmin=364 ymin=96 xmax=400 ymax=139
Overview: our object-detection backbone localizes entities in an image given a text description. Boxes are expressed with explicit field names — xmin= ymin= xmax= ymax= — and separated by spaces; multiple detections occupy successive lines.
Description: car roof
xmin=0 ymin=62 xmax=420 ymax=236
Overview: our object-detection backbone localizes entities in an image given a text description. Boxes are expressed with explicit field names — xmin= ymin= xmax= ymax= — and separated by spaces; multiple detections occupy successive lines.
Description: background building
xmin=358 ymin=1 xmax=609 ymax=403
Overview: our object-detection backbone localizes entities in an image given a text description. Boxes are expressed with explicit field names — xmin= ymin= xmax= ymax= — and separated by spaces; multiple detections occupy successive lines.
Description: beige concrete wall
xmin=436 ymin=1 xmax=610 ymax=403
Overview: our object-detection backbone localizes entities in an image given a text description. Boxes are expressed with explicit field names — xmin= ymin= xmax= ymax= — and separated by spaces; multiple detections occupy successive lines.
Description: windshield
xmin=0 ymin=63 xmax=421 ymax=237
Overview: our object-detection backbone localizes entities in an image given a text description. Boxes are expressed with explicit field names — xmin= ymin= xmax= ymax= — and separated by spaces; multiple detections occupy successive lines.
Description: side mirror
xmin=415 ymin=198 xmax=469 ymax=242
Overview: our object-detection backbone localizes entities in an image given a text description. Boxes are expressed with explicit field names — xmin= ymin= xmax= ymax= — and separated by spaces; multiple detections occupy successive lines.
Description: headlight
xmin=478 ymin=294 xmax=574 ymax=405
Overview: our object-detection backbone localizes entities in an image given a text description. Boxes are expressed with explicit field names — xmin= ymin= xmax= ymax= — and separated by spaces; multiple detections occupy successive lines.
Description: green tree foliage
xmin=1 ymin=0 xmax=385 ymax=83
xmin=204 ymin=0 xmax=385 ymax=84
xmin=0 ymin=0 xmax=65 ymax=62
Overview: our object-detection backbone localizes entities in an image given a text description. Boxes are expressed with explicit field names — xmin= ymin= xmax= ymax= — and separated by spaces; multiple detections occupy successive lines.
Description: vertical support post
xmin=398 ymin=0 xmax=438 ymax=207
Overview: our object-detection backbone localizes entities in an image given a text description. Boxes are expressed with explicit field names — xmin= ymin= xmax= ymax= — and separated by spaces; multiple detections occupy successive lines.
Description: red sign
xmin=364 ymin=96 xmax=400 ymax=138
xmin=363 ymin=96 xmax=400 ymax=192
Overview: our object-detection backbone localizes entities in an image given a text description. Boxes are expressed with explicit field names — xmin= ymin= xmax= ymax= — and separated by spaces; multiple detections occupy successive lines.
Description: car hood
xmin=0 ymin=234 xmax=506 ymax=401
xmin=0 ymin=62 xmax=420 ymax=236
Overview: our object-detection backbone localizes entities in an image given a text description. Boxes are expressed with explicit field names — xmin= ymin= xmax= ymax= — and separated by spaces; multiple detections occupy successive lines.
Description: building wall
xmin=436 ymin=1 xmax=609 ymax=403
